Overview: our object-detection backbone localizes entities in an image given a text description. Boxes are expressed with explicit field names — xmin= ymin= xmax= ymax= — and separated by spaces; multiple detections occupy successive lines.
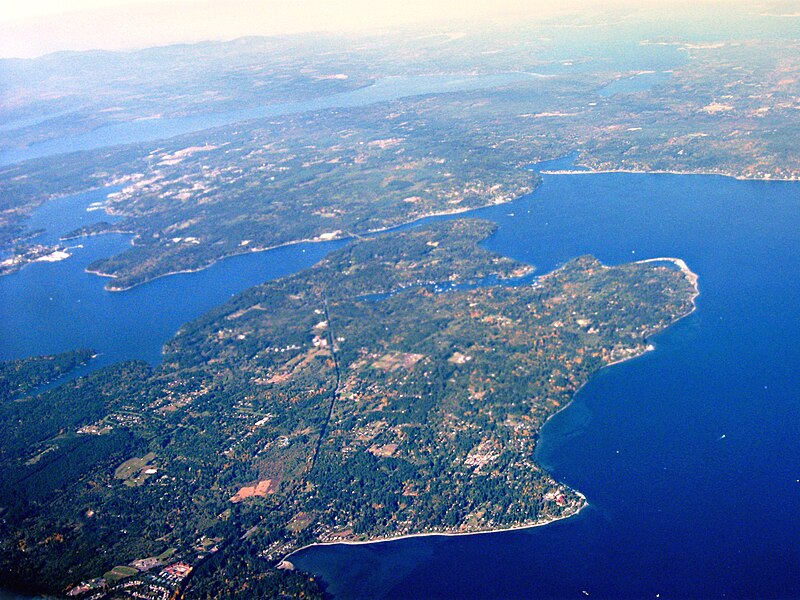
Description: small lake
xmin=3 ymin=163 xmax=800 ymax=598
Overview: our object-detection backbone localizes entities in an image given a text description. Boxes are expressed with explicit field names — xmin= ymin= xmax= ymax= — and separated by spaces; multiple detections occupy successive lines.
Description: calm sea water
xmin=4 ymin=9 xmax=800 ymax=595
xmin=3 ymin=163 xmax=800 ymax=598
xmin=0 ymin=187 xmax=346 ymax=372
xmin=291 ymin=170 xmax=800 ymax=599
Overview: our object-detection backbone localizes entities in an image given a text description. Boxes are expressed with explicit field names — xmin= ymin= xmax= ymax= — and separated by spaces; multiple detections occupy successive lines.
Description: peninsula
xmin=0 ymin=219 xmax=697 ymax=598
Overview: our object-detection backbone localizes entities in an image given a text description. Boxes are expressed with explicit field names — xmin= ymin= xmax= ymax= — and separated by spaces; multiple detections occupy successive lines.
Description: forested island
xmin=1 ymin=24 xmax=797 ymax=290
xmin=0 ymin=220 xmax=697 ymax=598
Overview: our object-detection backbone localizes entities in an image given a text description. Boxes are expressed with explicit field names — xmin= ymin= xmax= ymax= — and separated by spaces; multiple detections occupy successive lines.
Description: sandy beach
xmin=635 ymin=256 xmax=700 ymax=306
xmin=282 ymin=494 xmax=587 ymax=565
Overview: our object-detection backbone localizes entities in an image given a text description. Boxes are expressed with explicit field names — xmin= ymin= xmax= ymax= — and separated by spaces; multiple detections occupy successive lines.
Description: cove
xmin=0 ymin=187 xmax=347 ymax=374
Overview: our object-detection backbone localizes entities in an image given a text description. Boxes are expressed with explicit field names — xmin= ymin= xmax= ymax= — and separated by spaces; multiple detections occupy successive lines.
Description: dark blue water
xmin=0 ymin=73 xmax=542 ymax=167
xmin=0 ymin=188 xmax=345 ymax=372
xmin=3 ymin=169 xmax=800 ymax=598
xmin=290 ymin=172 xmax=800 ymax=599
xmin=21 ymin=186 xmax=122 ymax=245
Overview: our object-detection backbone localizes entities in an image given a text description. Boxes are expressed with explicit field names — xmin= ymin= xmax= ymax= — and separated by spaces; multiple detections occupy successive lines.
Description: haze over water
xmin=2 ymin=22 xmax=800 ymax=592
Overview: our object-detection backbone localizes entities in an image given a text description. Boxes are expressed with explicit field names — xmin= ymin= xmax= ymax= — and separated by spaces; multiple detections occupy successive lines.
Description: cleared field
xmin=103 ymin=565 xmax=138 ymax=582
xmin=114 ymin=452 xmax=157 ymax=483
xmin=157 ymin=548 xmax=177 ymax=561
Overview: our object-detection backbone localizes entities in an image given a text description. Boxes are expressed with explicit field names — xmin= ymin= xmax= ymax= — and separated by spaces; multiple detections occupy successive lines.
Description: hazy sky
xmin=0 ymin=0 xmax=758 ymax=59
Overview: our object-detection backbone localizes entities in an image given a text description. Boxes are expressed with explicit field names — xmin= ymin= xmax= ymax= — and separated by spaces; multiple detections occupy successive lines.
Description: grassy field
xmin=103 ymin=565 xmax=139 ymax=582
xmin=114 ymin=452 xmax=156 ymax=480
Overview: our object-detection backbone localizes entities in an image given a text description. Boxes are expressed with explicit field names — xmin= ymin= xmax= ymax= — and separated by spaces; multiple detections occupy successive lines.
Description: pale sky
xmin=0 ymin=0 xmax=752 ymax=59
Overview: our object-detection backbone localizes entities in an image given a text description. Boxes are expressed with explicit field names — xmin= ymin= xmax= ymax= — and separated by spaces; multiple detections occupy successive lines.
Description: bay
xmin=0 ymin=187 xmax=346 ymax=373
xmin=3 ymin=9 xmax=800 ymax=596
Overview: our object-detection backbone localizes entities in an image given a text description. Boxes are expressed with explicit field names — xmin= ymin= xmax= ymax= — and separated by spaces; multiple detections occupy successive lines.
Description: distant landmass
xmin=0 ymin=20 xmax=798 ymax=289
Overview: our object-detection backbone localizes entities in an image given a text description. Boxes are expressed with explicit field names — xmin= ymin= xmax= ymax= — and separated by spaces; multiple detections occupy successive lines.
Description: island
xmin=0 ymin=219 xmax=697 ymax=598
xmin=1 ymin=25 xmax=797 ymax=290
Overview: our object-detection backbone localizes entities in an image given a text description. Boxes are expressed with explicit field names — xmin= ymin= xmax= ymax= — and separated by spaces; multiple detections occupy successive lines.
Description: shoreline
xmin=540 ymin=167 xmax=800 ymax=182
xmin=283 ymin=256 xmax=700 ymax=566
xmin=5 ymin=161 xmax=794 ymax=290
xmin=536 ymin=257 xmax=698 ymax=456
xmin=282 ymin=493 xmax=587 ymax=564
xmin=605 ymin=257 xmax=700 ymax=368
xmin=60 ymin=228 xmax=134 ymax=242
xmin=86 ymin=234 xmax=343 ymax=291
xmin=634 ymin=256 xmax=701 ymax=308
xmin=50 ymin=162 xmax=793 ymax=292
xmin=79 ymin=161 xmax=778 ymax=293
xmin=87 ymin=197 xmax=538 ymax=292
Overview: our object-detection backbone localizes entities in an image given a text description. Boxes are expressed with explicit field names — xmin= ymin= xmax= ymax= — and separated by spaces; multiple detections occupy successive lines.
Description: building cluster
xmin=67 ymin=562 xmax=195 ymax=600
